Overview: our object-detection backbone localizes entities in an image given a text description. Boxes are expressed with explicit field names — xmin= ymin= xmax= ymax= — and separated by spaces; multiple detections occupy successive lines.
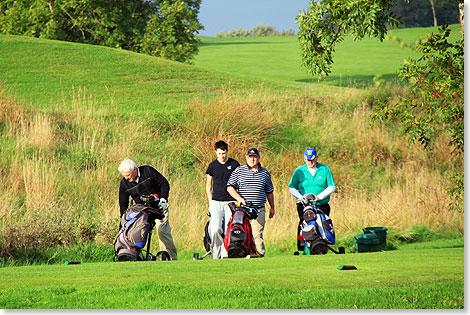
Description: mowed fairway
xmin=194 ymin=25 xmax=462 ymax=86
xmin=0 ymin=244 xmax=463 ymax=309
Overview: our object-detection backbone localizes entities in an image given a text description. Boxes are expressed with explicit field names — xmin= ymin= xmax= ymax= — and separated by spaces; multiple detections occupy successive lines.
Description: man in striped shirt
xmin=227 ymin=147 xmax=275 ymax=256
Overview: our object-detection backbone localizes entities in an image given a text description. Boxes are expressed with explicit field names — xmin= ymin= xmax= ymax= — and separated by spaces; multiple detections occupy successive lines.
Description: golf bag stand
xmin=142 ymin=220 xmax=172 ymax=261
xmin=114 ymin=194 xmax=170 ymax=261
xmin=193 ymin=213 xmax=212 ymax=260
xmin=144 ymin=220 xmax=155 ymax=261
xmin=297 ymin=194 xmax=344 ymax=255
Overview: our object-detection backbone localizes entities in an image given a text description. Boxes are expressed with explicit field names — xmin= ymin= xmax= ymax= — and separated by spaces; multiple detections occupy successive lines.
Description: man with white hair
xmin=118 ymin=158 xmax=178 ymax=260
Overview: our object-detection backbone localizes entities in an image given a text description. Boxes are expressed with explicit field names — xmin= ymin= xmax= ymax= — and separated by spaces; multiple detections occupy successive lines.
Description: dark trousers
xmin=296 ymin=202 xmax=331 ymax=251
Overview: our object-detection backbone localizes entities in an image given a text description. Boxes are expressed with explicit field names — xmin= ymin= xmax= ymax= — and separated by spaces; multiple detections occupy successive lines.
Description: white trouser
xmin=208 ymin=200 xmax=232 ymax=259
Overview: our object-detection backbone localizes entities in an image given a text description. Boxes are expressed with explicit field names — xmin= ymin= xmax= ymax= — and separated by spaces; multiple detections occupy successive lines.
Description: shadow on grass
xmin=197 ymin=41 xmax=270 ymax=47
xmin=295 ymin=73 xmax=402 ymax=88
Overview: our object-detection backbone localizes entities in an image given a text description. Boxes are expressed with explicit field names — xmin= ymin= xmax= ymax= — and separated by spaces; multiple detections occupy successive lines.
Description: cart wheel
xmin=155 ymin=251 xmax=170 ymax=261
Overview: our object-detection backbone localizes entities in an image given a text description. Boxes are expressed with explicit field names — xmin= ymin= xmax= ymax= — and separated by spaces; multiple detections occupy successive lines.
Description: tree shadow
xmin=295 ymin=73 xmax=402 ymax=88
xmin=197 ymin=41 xmax=270 ymax=47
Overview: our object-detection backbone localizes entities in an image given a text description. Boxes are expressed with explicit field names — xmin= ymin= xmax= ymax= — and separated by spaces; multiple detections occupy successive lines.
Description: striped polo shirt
xmin=226 ymin=164 xmax=274 ymax=208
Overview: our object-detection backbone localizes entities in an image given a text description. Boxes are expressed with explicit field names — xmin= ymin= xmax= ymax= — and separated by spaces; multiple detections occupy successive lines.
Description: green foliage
xmin=0 ymin=0 xmax=203 ymax=62
xmin=372 ymin=25 xmax=463 ymax=208
xmin=0 ymin=0 xmax=151 ymax=48
xmin=142 ymin=0 xmax=202 ymax=63
xmin=296 ymin=0 xmax=401 ymax=79
xmin=397 ymin=26 xmax=463 ymax=153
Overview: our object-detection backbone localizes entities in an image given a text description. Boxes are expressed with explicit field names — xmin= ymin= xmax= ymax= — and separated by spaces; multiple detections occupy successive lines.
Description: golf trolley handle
xmin=301 ymin=195 xmax=327 ymax=216
xmin=236 ymin=201 xmax=259 ymax=215
xmin=228 ymin=201 xmax=259 ymax=219
xmin=140 ymin=194 xmax=160 ymax=205
xmin=137 ymin=194 xmax=165 ymax=220
xmin=301 ymin=193 xmax=316 ymax=206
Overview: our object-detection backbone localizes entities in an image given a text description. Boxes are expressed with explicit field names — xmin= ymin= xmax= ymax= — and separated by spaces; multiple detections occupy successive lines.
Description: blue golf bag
xmin=299 ymin=194 xmax=336 ymax=255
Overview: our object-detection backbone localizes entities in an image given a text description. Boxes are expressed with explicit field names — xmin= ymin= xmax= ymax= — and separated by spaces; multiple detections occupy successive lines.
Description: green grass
xmin=1 ymin=25 xmax=461 ymax=115
xmin=0 ymin=245 xmax=463 ymax=309
xmin=0 ymin=35 xmax=268 ymax=114
xmin=195 ymin=24 xmax=462 ymax=87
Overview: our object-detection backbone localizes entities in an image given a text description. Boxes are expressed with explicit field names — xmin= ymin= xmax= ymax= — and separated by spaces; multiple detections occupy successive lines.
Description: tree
xmin=392 ymin=0 xmax=460 ymax=28
xmin=374 ymin=26 xmax=463 ymax=152
xmin=0 ymin=0 xmax=203 ymax=63
xmin=295 ymin=0 xmax=401 ymax=79
xmin=429 ymin=0 xmax=438 ymax=26
xmin=251 ymin=24 xmax=278 ymax=37
xmin=0 ymin=0 xmax=152 ymax=48
xmin=142 ymin=0 xmax=202 ymax=63
xmin=373 ymin=25 xmax=464 ymax=209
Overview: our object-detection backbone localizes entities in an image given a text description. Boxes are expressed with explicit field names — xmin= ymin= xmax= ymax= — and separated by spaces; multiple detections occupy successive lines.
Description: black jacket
xmin=119 ymin=165 xmax=170 ymax=216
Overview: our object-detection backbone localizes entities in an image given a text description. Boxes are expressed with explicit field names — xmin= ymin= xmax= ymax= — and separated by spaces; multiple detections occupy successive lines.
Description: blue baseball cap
xmin=304 ymin=148 xmax=317 ymax=160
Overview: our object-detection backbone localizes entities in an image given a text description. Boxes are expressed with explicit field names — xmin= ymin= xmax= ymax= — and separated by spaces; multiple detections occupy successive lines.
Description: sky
xmin=198 ymin=0 xmax=311 ymax=37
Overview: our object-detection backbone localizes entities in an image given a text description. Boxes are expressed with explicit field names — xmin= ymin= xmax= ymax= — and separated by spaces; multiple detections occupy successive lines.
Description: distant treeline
xmin=216 ymin=25 xmax=296 ymax=38
xmin=392 ymin=0 xmax=458 ymax=28
xmin=217 ymin=0 xmax=460 ymax=38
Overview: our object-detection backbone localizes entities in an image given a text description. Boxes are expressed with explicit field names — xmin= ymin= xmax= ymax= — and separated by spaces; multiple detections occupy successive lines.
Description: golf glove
xmin=158 ymin=198 xmax=169 ymax=210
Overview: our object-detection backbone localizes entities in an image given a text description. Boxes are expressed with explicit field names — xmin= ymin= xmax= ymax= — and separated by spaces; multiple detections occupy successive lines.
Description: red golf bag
xmin=223 ymin=202 xmax=259 ymax=258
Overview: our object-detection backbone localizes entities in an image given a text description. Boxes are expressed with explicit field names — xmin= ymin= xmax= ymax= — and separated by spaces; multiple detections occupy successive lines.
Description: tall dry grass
xmin=0 ymin=84 xmax=463 ymax=259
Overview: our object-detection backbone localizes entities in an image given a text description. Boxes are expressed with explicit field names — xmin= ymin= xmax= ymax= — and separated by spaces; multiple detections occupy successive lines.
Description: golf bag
xmin=299 ymin=194 xmax=335 ymax=255
xmin=114 ymin=194 xmax=168 ymax=261
xmin=223 ymin=202 xmax=259 ymax=258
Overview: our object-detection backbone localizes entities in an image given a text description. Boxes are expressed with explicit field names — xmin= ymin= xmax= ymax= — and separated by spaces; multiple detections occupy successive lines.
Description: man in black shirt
xmin=118 ymin=158 xmax=178 ymax=260
xmin=205 ymin=141 xmax=240 ymax=259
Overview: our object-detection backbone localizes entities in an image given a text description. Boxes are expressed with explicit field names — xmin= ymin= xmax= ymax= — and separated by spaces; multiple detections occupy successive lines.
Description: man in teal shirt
xmin=288 ymin=148 xmax=336 ymax=250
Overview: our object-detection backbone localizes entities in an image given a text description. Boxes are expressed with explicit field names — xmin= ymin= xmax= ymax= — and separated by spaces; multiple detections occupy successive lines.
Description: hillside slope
xmin=0 ymin=35 xmax=273 ymax=114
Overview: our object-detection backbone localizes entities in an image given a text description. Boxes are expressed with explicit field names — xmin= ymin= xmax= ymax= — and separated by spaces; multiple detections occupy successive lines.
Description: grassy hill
xmin=0 ymin=35 xmax=266 ymax=115
xmin=0 ymin=25 xmax=463 ymax=266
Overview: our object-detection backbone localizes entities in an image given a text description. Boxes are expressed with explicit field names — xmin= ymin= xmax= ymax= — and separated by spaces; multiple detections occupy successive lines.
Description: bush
xmin=215 ymin=25 xmax=295 ymax=38
xmin=251 ymin=24 xmax=279 ymax=37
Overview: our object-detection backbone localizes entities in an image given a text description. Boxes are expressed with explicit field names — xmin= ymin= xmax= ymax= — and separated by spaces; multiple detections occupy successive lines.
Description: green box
xmin=354 ymin=233 xmax=381 ymax=253
xmin=363 ymin=226 xmax=388 ymax=245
